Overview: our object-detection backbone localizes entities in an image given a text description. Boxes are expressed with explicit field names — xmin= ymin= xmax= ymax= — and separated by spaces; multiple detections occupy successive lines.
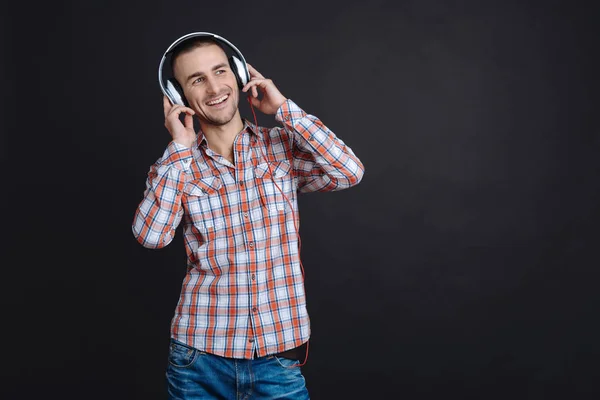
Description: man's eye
xmin=216 ymin=69 xmax=226 ymax=75
xmin=194 ymin=77 xmax=205 ymax=84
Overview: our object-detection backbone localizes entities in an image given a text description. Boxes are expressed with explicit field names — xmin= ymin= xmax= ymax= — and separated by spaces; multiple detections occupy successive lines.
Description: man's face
xmin=173 ymin=44 xmax=240 ymax=127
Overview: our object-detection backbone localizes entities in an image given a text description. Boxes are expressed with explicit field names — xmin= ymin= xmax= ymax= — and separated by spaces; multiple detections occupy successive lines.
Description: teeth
xmin=207 ymin=95 xmax=228 ymax=105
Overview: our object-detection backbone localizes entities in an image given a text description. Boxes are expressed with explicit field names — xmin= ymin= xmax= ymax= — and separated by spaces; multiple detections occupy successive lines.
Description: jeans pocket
xmin=272 ymin=355 xmax=300 ymax=370
xmin=168 ymin=340 xmax=201 ymax=368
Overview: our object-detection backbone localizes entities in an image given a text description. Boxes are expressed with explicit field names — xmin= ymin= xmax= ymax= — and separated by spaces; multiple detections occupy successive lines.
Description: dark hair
xmin=169 ymin=37 xmax=228 ymax=72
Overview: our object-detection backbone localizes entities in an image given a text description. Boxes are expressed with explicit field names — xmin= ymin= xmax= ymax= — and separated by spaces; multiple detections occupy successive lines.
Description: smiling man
xmin=173 ymin=44 xmax=242 ymax=128
xmin=132 ymin=33 xmax=365 ymax=399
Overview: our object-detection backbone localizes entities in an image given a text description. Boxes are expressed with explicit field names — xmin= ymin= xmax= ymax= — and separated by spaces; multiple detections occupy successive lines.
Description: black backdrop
xmin=3 ymin=0 xmax=600 ymax=399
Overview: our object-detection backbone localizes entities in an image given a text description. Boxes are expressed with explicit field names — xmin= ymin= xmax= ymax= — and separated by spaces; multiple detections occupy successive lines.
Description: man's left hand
xmin=242 ymin=64 xmax=287 ymax=115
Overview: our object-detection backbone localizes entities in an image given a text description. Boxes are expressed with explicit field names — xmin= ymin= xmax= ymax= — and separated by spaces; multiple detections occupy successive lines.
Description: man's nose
xmin=205 ymin=76 xmax=219 ymax=94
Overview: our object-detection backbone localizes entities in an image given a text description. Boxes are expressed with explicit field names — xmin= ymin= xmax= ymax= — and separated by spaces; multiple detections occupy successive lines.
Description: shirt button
xmin=243 ymin=212 xmax=249 ymax=218
xmin=248 ymin=242 xmax=254 ymax=248
xmin=249 ymin=338 xmax=254 ymax=342
xmin=252 ymin=307 xmax=258 ymax=313
xmin=239 ymin=181 xmax=244 ymax=186
xmin=251 ymin=274 xmax=256 ymax=281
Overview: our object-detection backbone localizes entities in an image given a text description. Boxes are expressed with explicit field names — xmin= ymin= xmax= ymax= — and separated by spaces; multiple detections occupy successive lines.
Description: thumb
xmin=247 ymin=94 xmax=261 ymax=109
xmin=184 ymin=113 xmax=194 ymax=130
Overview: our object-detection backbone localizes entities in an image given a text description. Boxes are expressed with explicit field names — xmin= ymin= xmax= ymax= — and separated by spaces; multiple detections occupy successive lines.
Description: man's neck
xmin=201 ymin=114 xmax=245 ymax=163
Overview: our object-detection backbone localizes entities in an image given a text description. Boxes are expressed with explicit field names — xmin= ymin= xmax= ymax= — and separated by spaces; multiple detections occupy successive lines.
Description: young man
xmin=132 ymin=35 xmax=364 ymax=399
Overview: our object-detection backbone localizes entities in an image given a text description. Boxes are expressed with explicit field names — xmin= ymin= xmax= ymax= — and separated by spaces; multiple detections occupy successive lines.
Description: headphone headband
xmin=158 ymin=32 xmax=250 ymax=104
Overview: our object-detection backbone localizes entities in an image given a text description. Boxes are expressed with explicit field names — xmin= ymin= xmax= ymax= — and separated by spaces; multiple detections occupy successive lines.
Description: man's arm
xmin=276 ymin=100 xmax=364 ymax=192
xmin=242 ymin=64 xmax=365 ymax=193
xmin=132 ymin=142 xmax=192 ymax=249
xmin=132 ymin=96 xmax=196 ymax=248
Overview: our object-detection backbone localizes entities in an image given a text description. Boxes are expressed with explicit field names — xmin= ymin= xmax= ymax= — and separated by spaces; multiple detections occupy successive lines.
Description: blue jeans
xmin=166 ymin=339 xmax=310 ymax=400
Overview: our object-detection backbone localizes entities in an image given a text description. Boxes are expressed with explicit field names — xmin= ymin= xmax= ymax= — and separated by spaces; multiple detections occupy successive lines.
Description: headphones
xmin=158 ymin=32 xmax=250 ymax=106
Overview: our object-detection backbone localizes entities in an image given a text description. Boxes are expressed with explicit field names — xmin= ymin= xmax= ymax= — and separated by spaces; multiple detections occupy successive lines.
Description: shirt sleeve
xmin=132 ymin=141 xmax=193 ymax=248
xmin=275 ymin=99 xmax=365 ymax=192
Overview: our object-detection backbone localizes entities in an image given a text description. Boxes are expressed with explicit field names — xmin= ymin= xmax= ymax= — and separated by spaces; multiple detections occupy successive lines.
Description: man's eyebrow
xmin=185 ymin=63 xmax=229 ymax=83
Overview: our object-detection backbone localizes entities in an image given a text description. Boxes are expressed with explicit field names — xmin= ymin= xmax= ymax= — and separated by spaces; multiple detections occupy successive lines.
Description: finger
xmin=184 ymin=112 xmax=194 ymax=130
xmin=242 ymin=78 xmax=265 ymax=93
xmin=168 ymin=105 xmax=195 ymax=119
xmin=248 ymin=93 xmax=260 ymax=108
xmin=167 ymin=105 xmax=182 ymax=119
xmin=252 ymin=85 xmax=258 ymax=98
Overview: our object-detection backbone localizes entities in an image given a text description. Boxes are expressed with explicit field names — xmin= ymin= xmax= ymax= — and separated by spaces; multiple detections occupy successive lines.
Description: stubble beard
xmin=204 ymin=98 xmax=238 ymax=127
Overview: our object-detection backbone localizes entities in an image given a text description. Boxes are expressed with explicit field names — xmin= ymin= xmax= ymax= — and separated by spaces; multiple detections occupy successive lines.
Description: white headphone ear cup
xmin=166 ymin=79 xmax=185 ymax=106
xmin=230 ymin=55 xmax=249 ymax=88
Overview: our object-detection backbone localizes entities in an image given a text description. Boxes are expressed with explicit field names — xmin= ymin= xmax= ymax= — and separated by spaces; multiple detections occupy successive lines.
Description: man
xmin=132 ymin=34 xmax=364 ymax=399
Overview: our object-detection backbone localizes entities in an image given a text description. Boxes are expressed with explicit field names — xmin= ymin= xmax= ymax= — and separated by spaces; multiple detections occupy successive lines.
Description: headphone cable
xmin=247 ymin=95 xmax=310 ymax=367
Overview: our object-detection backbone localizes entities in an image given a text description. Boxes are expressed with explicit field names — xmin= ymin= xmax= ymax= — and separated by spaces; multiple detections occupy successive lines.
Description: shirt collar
xmin=195 ymin=119 xmax=262 ymax=149
xmin=242 ymin=118 xmax=263 ymax=139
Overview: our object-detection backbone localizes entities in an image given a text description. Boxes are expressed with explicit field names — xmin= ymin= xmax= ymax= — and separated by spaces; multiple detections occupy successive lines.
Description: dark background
xmin=3 ymin=0 xmax=600 ymax=399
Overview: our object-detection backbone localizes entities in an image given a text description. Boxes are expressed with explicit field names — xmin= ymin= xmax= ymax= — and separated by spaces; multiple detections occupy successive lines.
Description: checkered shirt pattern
xmin=132 ymin=99 xmax=364 ymax=358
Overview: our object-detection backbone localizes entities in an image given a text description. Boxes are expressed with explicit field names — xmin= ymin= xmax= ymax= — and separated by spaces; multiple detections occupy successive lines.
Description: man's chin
xmin=206 ymin=109 xmax=238 ymax=126
xmin=207 ymin=116 xmax=234 ymax=126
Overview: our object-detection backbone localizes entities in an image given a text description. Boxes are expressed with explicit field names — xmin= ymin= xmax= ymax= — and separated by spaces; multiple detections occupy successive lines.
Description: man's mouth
xmin=206 ymin=94 xmax=229 ymax=106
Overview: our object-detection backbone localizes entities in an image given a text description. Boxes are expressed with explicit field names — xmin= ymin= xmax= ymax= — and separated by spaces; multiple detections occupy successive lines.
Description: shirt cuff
xmin=276 ymin=99 xmax=327 ymax=144
xmin=160 ymin=141 xmax=194 ymax=171
xmin=276 ymin=99 xmax=307 ymax=126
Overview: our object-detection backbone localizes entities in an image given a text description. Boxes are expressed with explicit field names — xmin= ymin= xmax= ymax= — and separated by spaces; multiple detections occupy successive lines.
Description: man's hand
xmin=242 ymin=64 xmax=287 ymax=115
xmin=163 ymin=95 xmax=196 ymax=148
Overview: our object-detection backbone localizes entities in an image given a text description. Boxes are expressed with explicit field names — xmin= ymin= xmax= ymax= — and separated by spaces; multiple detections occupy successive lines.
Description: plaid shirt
xmin=132 ymin=99 xmax=364 ymax=359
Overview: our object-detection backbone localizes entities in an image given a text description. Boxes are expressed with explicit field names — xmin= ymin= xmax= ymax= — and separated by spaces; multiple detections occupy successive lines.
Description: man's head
xmin=170 ymin=38 xmax=241 ymax=128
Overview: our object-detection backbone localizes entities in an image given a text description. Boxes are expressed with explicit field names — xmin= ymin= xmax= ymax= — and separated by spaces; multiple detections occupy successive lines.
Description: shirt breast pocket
xmin=254 ymin=161 xmax=293 ymax=215
xmin=182 ymin=176 xmax=223 ymax=229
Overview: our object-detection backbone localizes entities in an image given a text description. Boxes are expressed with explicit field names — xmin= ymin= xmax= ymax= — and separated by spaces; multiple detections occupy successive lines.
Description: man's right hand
xmin=163 ymin=95 xmax=196 ymax=148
